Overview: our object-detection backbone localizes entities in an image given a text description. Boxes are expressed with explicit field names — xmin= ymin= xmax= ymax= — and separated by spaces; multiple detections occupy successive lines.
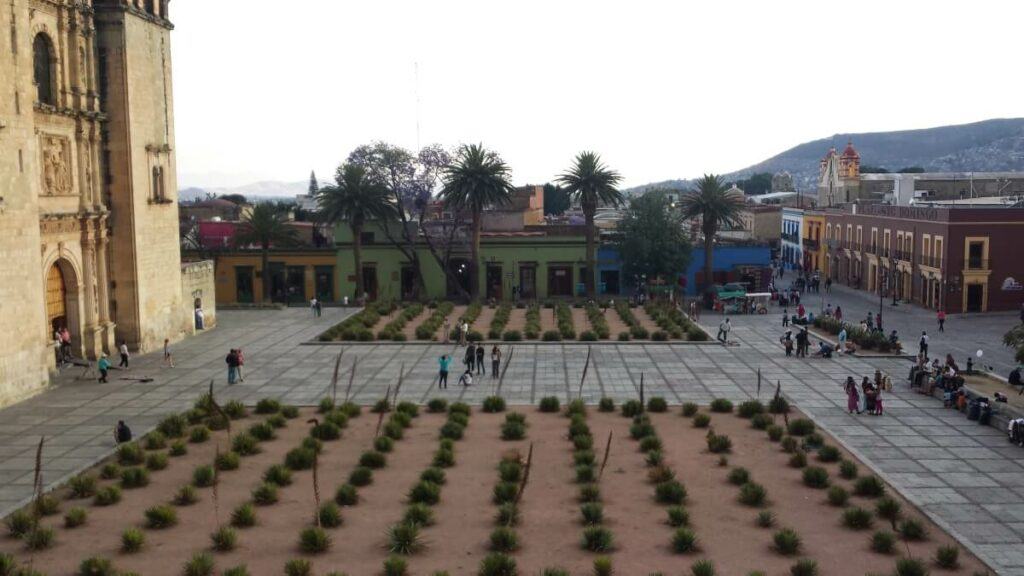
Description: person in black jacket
xmin=464 ymin=344 xmax=476 ymax=372
xmin=475 ymin=344 xmax=485 ymax=375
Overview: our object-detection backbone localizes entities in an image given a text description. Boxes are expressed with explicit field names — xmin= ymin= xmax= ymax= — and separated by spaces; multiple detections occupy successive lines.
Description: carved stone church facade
xmin=0 ymin=0 xmax=194 ymax=406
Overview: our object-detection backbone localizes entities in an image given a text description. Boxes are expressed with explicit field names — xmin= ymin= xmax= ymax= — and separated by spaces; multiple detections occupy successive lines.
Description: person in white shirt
xmin=118 ymin=341 xmax=130 ymax=369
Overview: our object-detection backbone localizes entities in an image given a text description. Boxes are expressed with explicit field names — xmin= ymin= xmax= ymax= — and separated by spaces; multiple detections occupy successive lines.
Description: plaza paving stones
xmin=0 ymin=305 xmax=1022 ymax=572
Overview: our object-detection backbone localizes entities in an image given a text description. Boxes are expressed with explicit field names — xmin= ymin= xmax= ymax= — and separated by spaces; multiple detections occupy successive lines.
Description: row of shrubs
xmin=377 ymin=303 xmax=425 ymax=341
xmin=645 ymin=301 xmax=708 ymax=341
xmin=489 ymin=303 xmax=513 ymax=339
xmin=813 ymin=315 xmax=897 ymax=352
xmin=524 ymin=303 xmax=541 ymax=340
xmin=614 ymin=301 xmax=651 ymax=340
xmin=414 ymin=301 xmax=455 ymax=340
xmin=478 ymin=444 xmax=527 ymax=575
xmin=555 ymin=302 xmax=576 ymax=340
xmin=584 ymin=302 xmax=611 ymax=340
xmin=318 ymin=300 xmax=396 ymax=341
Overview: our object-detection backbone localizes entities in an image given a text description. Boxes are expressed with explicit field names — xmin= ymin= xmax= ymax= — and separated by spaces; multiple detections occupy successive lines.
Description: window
xmin=144 ymin=0 xmax=155 ymax=14
xmin=967 ymin=241 xmax=985 ymax=269
xmin=151 ymin=166 xmax=165 ymax=201
xmin=33 ymin=34 xmax=55 ymax=105
xmin=933 ymin=236 xmax=943 ymax=267
xmin=359 ymin=231 xmax=375 ymax=244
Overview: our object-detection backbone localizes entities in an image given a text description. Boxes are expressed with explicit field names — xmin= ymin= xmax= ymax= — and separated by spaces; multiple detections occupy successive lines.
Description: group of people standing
xmin=437 ymin=343 xmax=502 ymax=389
xmin=844 ymin=371 xmax=888 ymax=416
xmin=225 ymin=348 xmax=245 ymax=385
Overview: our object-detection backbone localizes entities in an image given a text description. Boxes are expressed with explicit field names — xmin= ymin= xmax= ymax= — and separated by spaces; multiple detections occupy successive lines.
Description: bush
xmin=410 ymin=481 xmax=442 ymax=505
xmin=117 ymin=443 xmax=145 ymax=465
xmin=617 ymin=331 xmax=630 ymax=341
xmin=69 ymin=474 xmax=98 ymax=499
xmin=478 ymin=553 xmax=516 ymax=576
xmin=871 ymin=530 xmax=895 ymax=553
xmin=310 ymin=422 xmax=341 ymax=441
xmin=816 ymin=444 xmax=840 ymax=462
xmin=281 ymin=405 xmax=300 ymax=419
xmin=827 ymin=485 xmax=849 ymax=507
xmin=263 ymin=464 xmax=292 ymax=486
xmin=773 ymin=528 xmax=801 ymax=555
xmin=655 ymin=480 xmax=687 ymax=504
xmin=433 ymin=447 xmax=455 ymax=468
xmin=489 ymin=526 xmax=519 ymax=552
xmin=802 ymin=466 xmax=829 ymax=488
xmin=158 ymin=414 xmax=188 ymax=438
xmin=339 ymin=401 xmax=362 ymax=417
xmin=420 ymin=467 xmax=446 ymax=485
xmin=750 ymin=413 xmax=773 ymax=430
xmin=788 ymin=451 xmax=807 ymax=468
xmin=756 ymin=510 xmax=776 ymax=528
xmin=854 ymin=475 xmax=885 ymax=498
xmin=64 ymin=506 xmax=87 ymax=528
xmin=359 ymin=450 xmax=387 ymax=469
xmin=94 ymin=486 xmax=122 ymax=506
xmin=691 ymin=560 xmax=715 ymax=576
xmin=648 ymin=465 xmax=675 ymax=484
xmin=895 ymin=558 xmax=928 ymax=576
xmin=496 ymin=503 xmax=519 ymax=527
xmin=876 ymin=496 xmax=902 ymax=521
xmin=737 ymin=400 xmax=765 ymax=418
xmin=183 ymin=553 xmax=215 ymax=576
xmin=231 ymin=503 xmax=256 ymax=528
xmin=838 ymin=459 xmax=858 ymax=479
xmin=898 ymin=518 xmax=927 ymax=541
xmin=789 ymin=559 xmax=818 ymax=576
xmin=709 ymin=398 xmax=733 ymax=413
xmin=767 ymin=424 xmax=784 ymax=441
xmin=738 ymin=482 xmax=767 ymax=507
xmin=482 ymin=396 xmax=506 ymax=413
xmin=499 ymin=460 xmax=522 ymax=483
xmin=647 ymin=397 xmax=668 ymax=412
xmin=672 ymin=527 xmax=698 ymax=553
xmin=222 ymin=567 xmax=250 ymax=576
xmin=255 ymin=398 xmax=281 ymax=414
xmin=662 ymin=505 xmax=689 ymax=527
xmin=935 ymin=545 xmax=960 ymax=569
xmin=374 ymin=435 xmax=395 ymax=453
xmin=597 ymin=397 xmax=615 ymax=412
xmin=801 ymin=433 xmax=824 ymax=451
xmin=193 ymin=466 xmax=217 ymax=490
xmin=403 ymin=503 xmax=434 ymax=527
xmin=542 ymin=329 xmax=562 ymax=341
xmin=692 ymin=413 xmax=711 ymax=428
xmin=284 ymin=559 xmax=312 ymax=576
xmin=386 ymin=522 xmax=421 ymax=555
xmin=502 ymin=330 xmax=522 ymax=341
xmin=492 ymin=481 xmax=518 ymax=505
xmin=538 ymin=396 xmax=560 ymax=412
xmin=781 ymin=436 xmax=798 ymax=453
xmin=578 ymin=502 xmax=603 ymax=525
xmin=681 ymin=402 xmax=699 ymax=417
xmin=211 ymin=525 xmax=237 ymax=551
xmin=639 ymin=435 xmax=662 ymax=453
xmin=252 ymin=482 xmax=279 ymax=505
xmin=578 ymin=483 xmax=601 ymax=503
xmin=427 ymin=398 xmax=448 ymax=413
xmin=581 ymin=526 xmax=614 ymax=552
xmin=769 ymin=395 xmax=791 ymax=414
xmin=786 ymin=418 xmax=815 ymax=436
xmin=189 ymin=426 xmax=211 ymax=443
xmin=215 ymin=451 xmax=241 ymax=471
xmin=224 ymin=400 xmax=247 ymax=419
xmin=842 ymin=506 xmax=873 ymax=529
xmin=439 ymin=421 xmax=465 ymax=441
xmin=24 ymin=526 xmax=55 ymax=550
xmin=78 ymin=557 xmax=116 ymax=576
xmin=144 ymin=504 xmax=178 ymax=529
xmin=120 ymin=466 xmax=150 ymax=489
xmin=727 ymin=467 xmax=750 ymax=486
xmin=334 ymin=484 xmax=358 ymax=506
xmin=299 ymin=526 xmax=330 ymax=554
xmin=621 ymin=399 xmax=643 ymax=417
xmin=707 ymin=434 xmax=732 ymax=454
xmin=285 ymin=447 xmax=316 ymax=470
xmin=267 ymin=414 xmax=287 ymax=429
xmin=144 ymin=432 xmax=167 ymax=450
xmin=174 ymin=484 xmax=199 ymax=506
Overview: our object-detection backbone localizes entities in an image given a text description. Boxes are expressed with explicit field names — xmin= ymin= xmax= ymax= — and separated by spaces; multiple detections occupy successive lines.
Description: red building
xmin=822 ymin=203 xmax=1024 ymax=313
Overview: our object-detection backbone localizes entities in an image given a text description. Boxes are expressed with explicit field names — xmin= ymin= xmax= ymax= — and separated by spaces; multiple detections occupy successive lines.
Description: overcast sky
xmin=172 ymin=1 xmax=1023 ymax=190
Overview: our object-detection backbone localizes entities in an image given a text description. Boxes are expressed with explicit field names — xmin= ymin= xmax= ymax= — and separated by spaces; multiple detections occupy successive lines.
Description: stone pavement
xmin=0 ymin=307 xmax=1022 ymax=572
xmin=785 ymin=282 xmax=1020 ymax=375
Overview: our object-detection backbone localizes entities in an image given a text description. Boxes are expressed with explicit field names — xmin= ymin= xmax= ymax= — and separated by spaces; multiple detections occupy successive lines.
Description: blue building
xmin=684 ymin=244 xmax=773 ymax=295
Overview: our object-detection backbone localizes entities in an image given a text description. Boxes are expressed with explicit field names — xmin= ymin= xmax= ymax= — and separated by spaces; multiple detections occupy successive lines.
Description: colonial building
xmin=780 ymin=207 xmax=803 ymax=271
xmin=0 ymin=0 xmax=207 ymax=406
xmin=818 ymin=142 xmax=862 ymax=207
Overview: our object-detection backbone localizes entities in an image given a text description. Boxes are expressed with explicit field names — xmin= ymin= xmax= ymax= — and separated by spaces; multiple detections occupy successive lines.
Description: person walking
xmin=844 ymin=377 xmax=860 ymax=414
xmin=97 ymin=353 xmax=110 ymax=383
xmin=310 ymin=297 xmax=318 ymax=316
xmin=937 ymin=309 xmax=946 ymax=332
xmin=919 ymin=331 xmax=929 ymax=359
xmin=315 ymin=299 xmax=323 ymax=317
xmin=780 ymin=330 xmax=793 ymax=357
xmin=825 ymin=277 xmax=832 ymax=293
xmin=464 ymin=343 xmax=476 ymax=373
xmin=782 ymin=308 xmax=789 ymax=327
xmin=236 ymin=348 xmax=246 ymax=382
xmin=837 ymin=325 xmax=847 ymax=355
xmin=163 ymin=338 xmax=174 ymax=368
xmin=717 ymin=318 xmax=731 ymax=343
xmin=491 ymin=345 xmax=501 ymax=377
xmin=226 ymin=349 xmax=239 ymax=385
xmin=117 ymin=341 xmax=129 ymax=369
xmin=438 ymin=355 xmax=451 ymax=389
xmin=461 ymin=320 xmax=470 ymax=345
xmin=835 ymin=306 xmax=842 ymax=323
xmin=475 ymin=344 xmax=485 ymax=375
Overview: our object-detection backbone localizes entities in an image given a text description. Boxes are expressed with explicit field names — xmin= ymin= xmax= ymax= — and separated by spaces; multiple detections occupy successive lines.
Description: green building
xmin=334 ymin=221 xmax=610 ymax=301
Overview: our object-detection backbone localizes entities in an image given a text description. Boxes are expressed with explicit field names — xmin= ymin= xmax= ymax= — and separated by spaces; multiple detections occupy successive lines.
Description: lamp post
xmin=890 ymin=256 xmax=898 ymax=306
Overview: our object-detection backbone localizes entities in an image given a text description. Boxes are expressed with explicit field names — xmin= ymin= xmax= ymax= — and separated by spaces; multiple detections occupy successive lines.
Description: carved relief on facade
xmin=40 ymin=134 xmax=73 ymax=196
xmin=39 ymin=216 xmax=82 ymax=236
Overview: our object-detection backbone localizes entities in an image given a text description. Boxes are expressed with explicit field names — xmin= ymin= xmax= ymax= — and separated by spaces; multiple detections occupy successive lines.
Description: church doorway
xmin=45 ymin=260 xmax=80 ymax=352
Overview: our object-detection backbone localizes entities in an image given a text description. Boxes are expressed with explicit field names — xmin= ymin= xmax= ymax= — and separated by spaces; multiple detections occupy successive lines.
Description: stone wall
xmin=181 ymin=260 xmax=217 ymax=332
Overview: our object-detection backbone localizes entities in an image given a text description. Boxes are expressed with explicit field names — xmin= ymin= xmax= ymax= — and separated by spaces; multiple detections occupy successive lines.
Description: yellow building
xmin=206 ymin=251 xmax=340 ymax=305
xmin=801 ymin=210 xmax=828 ymax=277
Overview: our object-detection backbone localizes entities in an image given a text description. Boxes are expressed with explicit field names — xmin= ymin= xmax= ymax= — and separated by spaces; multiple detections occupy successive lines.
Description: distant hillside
xmin=178 ymin=180 xmax=327 ymax=203
xmin=629 ymin=118 xmax=1024 ymax=193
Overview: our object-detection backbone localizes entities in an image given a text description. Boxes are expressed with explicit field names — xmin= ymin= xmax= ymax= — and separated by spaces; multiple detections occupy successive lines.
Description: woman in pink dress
xmin=844 ymin=377 xmax=860 ymax=414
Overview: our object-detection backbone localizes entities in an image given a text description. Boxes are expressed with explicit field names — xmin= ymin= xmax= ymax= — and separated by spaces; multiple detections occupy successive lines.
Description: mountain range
xmin=178 ymin=180 xmax=321 ymax=203
xmin=628 ymin=117 xmax=1024 ymax=193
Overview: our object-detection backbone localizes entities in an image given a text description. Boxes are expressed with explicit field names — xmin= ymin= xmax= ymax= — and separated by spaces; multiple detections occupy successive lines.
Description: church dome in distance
xmin=841 ymin=141 xmax=859 ymax=158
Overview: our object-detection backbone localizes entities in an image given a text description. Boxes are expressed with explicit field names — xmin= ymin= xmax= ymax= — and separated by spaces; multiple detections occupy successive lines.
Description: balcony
xmin=919 ymin=255 xmax=944 ymax=268
xmin=893 ymin=250 xmax=913 ymax=262
xmin=965 ymin=257 xmax=990 ymax=271
xmin=781 ymin=232 xmax=800 ymax=243
xmin=802 ymin=238 xmax=820 ymax=251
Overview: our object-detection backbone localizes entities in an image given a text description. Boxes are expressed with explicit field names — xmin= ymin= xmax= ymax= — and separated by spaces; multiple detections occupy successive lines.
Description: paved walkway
xmin=0 ymin=307 xmax=1022 ymax=573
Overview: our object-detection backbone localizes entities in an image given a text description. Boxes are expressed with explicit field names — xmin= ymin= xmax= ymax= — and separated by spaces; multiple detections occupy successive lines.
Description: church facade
xmin=0 ymin=0 xmax=197 ymax=406
xmin=817 ymin=142 xmax=862 ymax=207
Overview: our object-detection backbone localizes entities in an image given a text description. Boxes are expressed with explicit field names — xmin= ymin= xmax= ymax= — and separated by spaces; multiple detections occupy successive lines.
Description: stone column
xmin=81 ymin=237 xmax=101 ymax=358
xmin=96 ymin=234 xmax=115 ymax=352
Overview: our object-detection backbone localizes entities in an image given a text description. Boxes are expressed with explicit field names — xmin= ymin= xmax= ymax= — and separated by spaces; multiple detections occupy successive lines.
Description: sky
xmin=172 ymin=1 xmax=1024 ymax=190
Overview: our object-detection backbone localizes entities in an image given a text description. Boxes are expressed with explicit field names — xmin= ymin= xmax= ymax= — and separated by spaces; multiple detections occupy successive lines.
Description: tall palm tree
xmin=439 ymin=143 xmax=515 ymax=300
xmin=557 ymin=152 xmax=623 ymax=298
xmin=233 ymin=203 xmax=299 ymax=303
xmin=679 ymin=174 xmax=746 ymax=302
xmin=317 ymin=163 xmax=390 ymax=300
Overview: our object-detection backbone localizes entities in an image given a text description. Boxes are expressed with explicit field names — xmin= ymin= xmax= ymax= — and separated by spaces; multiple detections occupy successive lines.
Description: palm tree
xmin=439 ymin=144 xmax=516 ymax=300
xmin=557 ymin=152 xmax=623 ymax=298
xmin=233 ymin=203 xmax=299 ymax=303
xmin=679 ymin=174 xmax=746 ymax=303
xmin=317 ymin=163 xmax=389 ymax=300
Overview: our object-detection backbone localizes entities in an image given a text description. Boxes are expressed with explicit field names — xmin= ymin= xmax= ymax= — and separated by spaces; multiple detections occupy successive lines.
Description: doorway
xmin=235 ymin=266 xmax=254 ymax=303
xmin=314 ymin=266 xmax=334 ymax=302
xmin=45 ymin=260 xmax=80 ymax=355
xmin=486 ymin=264 xmax=503 ymax=300
xmin=519 ymin=265 xmax=536 ymax=300
xmin=966 ymin=283 xmax=983 ymax=312
xmin=600 ymin=270 xmax=620 ymax=295
xmin=548 ymin=265 xmax=572 ymax=297
xmin=401 ymin=266 xmax=416 ymax=300
xmin=446 ymin=259 xmax=471 ymax=298
xmin=361 ymin=265 xmax=378 ymax=301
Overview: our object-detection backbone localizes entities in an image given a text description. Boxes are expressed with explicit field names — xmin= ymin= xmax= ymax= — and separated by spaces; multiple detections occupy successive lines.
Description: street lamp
xmin=890 ymin=256 xmax=898 ymax=307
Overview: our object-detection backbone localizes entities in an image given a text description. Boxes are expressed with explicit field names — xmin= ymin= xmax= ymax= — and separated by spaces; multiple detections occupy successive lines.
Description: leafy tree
xmin=679 ymin=174 xmax=745 ymax=300
xmin=233 ymin=203 xmax=298 ymax=303
xmin=543 ymin=183 xmax=570 ymax=215
xmin=440 ymin=143 xmax=516 ymax=299
xmin=220 ymin=193 xmax=247 ymax=205
xmin=616 ymin=194 xmax=691 ymax=287
xmin=308 ymin=171 xmax=319 ymax=196
xmin=735 ymin=172 xmax=772 ymax=195
xmin=556 ymin=152 xmax=624 ymax=298
xmin=897 ymin=166 xmax=925 ymax=173
xmin=317 ymin=164 xmax=389 ymax=300
xmin=860 ymin=165 xmax=889 ymax=174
